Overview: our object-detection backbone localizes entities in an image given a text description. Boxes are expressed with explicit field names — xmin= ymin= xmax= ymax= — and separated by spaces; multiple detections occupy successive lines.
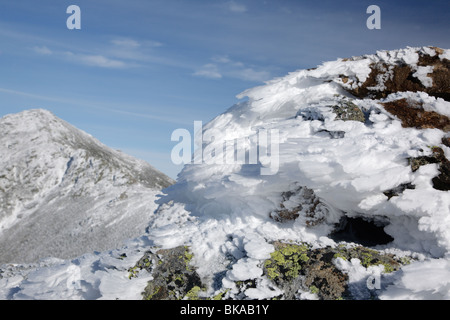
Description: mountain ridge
xmin=0 ymin=108 xmax=174 ymax=264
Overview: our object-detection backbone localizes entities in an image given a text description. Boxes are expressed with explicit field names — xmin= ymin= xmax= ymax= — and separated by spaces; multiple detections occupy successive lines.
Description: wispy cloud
xmin=227 ymin=1 xmax=247 ymax=13
xmin=0 ymin=87 xmax=75 ymax=104
xmin=0 ymin=86 xmax=194 ymax=126
xmin=28 ymin=33 xmax=168 ymax=69
xmin=111 ymin=38 xmax=162 ymax=49
xmin=193 ymin=55 xmax=270 ymax=82
xmin=106 ymin=37 xmax=164 ymax=64
xmin=31 ymin=42 xmax=131 ymax=69
xmin=110 ymin=38 xmax=141 ymax=48
xmin=33 ymin=46 xmax=52 ymax=55
xmin=64 ymin=51 xmax=128 ymax=68
xmin=193 ymin=63 xmax=223 ymax=79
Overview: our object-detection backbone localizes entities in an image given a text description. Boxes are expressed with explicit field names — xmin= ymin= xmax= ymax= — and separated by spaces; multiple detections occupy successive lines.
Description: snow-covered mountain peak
xmin=0 ymin=109 xmax=174 ymax=264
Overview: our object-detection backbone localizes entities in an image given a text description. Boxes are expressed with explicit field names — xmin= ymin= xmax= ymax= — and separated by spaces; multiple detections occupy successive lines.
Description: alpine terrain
xmin=0 ymin=109 xmax=174 ymax=264
xmin=1 ymin=46 xmax=449 ymax=300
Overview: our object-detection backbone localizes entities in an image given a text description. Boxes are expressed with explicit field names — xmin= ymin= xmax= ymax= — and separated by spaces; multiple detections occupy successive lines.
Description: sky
xmin=0 ymin=0 xmax=449 ymax=179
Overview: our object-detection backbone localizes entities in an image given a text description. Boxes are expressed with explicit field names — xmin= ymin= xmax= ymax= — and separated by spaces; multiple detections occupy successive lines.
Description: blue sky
xmin=1 ymin=0 xmax=449 ymax=179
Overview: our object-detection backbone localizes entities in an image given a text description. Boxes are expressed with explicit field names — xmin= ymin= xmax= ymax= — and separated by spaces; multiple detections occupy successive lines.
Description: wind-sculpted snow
xmin=156 ymin=46 xmax=450 ymax=254
xmin=0 ymin=109 xmax=174 ymax=264
xmin=148 ymin=46 xmax=450 ymax=299
xmin=1 ymin=47 xmax=449 ymax=300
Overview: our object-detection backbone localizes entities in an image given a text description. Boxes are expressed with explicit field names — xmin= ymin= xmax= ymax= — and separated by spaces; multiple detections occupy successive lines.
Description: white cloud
xmin=194 ymin=56 xmax=270 ymax=82
xmin=33 ymin=46 xmax=52 ymax=55
xmin=31 ymin=43 xmax=129 ymax=69
xmin=111 ymin=38 xmax=141 ymax=48
xmin=30 ymin=36 xmax=168 ymax=70
xmin=107 ymin=37 xmax=164 ymax=64
xmin=193 ymin=63 xmax=223 ymax=79
xmin=111 ymin=38 xmax=163 ymax=49
xmin=64 ymin=52 xmax=127 ymax=68
xmin=227 ymin=1 xmax=247 ymax=13
xmin=211 ymin=55 xmax=232 ymax=64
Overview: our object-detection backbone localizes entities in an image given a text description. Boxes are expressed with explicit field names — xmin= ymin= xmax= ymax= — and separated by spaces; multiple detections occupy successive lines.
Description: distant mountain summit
xmin=0 ymin=109 xmax=174 ymax=264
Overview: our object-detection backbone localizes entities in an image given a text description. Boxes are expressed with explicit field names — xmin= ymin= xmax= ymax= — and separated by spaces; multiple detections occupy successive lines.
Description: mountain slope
xmin=0 ymin=109 xmax=174 ymax=264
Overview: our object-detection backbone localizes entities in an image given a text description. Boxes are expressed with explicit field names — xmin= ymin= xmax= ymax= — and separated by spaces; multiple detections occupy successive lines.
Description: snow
xmin=1 ymin=46 xmax=449 ymax=300
xmin=413 ymin=66 xmax=434 ymax=88
xmin=334 ymin=257 xmax=386 ymax=299
xmin=440 ymin=49 xmax=450 ymax=60
xmin=380 ymin=259 xmax=450 ymax=300
xmin=0 ymin=237 xmax=154 ymax=300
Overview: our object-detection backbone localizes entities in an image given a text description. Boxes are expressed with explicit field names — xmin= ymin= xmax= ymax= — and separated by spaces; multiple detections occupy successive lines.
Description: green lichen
xmin=140 ymin=246 xmax=204 ymax=300
xmin=183 ymin=286 xmax=203 ymax=300
xmin=400 ymin=256 xmax=412 ymax=265
xmin=174 ymin=274 xmax=184 ymax=285
xmin=144 ymin=286 xmax=163 ymax=300
xmin=264 ymin=260 xmax=281 ymax=280
xmin=264 ymin=242 xmax=310 ymax=282
xmin=128 ymin=266 xmax=140 ymax=279
xmin=127 ymin=252 xmax=154 ymax=279
xmin=360 ymin=249 xmax=378 ymax=268
xmin=333 ymin=252 xmax=348 ymax=261
xmin=309 ymin=285 xmax=319 ymax=294
xmin=381 ymin=263 xmax=395 ymax=274
xmin=332 ymin=246 xmax=405 ymax=274
xmin=211 ymin=289 xmax=229 ymax=300
xmin=183 ymin=246 xmax=194 ymax=271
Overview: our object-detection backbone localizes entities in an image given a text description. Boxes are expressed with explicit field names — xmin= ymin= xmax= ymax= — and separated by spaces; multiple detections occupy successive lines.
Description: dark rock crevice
xmin=330 ymin=217 xmax=394 ymax=247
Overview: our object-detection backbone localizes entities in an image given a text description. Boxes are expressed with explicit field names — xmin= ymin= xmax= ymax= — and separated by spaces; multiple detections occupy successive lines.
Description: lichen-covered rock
xmin=263 ymin=242 xmax=348 ymax=300
xmin=129 ymin=242 xmax=411 ymax=301
xmin=331 ymin=99 xmax=366 ymax=123
xmin=330 ymin=245 xmax=405 ymax=273
xmin=133 ymin=246 xmax=204 ymax=300
xmin=262 ymin=242 xmax=409 ymax=300
xmin=269 ymin=186 xmax=331 ymax=226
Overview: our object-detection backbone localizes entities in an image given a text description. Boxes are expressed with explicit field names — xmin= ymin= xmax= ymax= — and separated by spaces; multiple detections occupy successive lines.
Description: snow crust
xmin=1 ymin=47 xmax=449 ymax=300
